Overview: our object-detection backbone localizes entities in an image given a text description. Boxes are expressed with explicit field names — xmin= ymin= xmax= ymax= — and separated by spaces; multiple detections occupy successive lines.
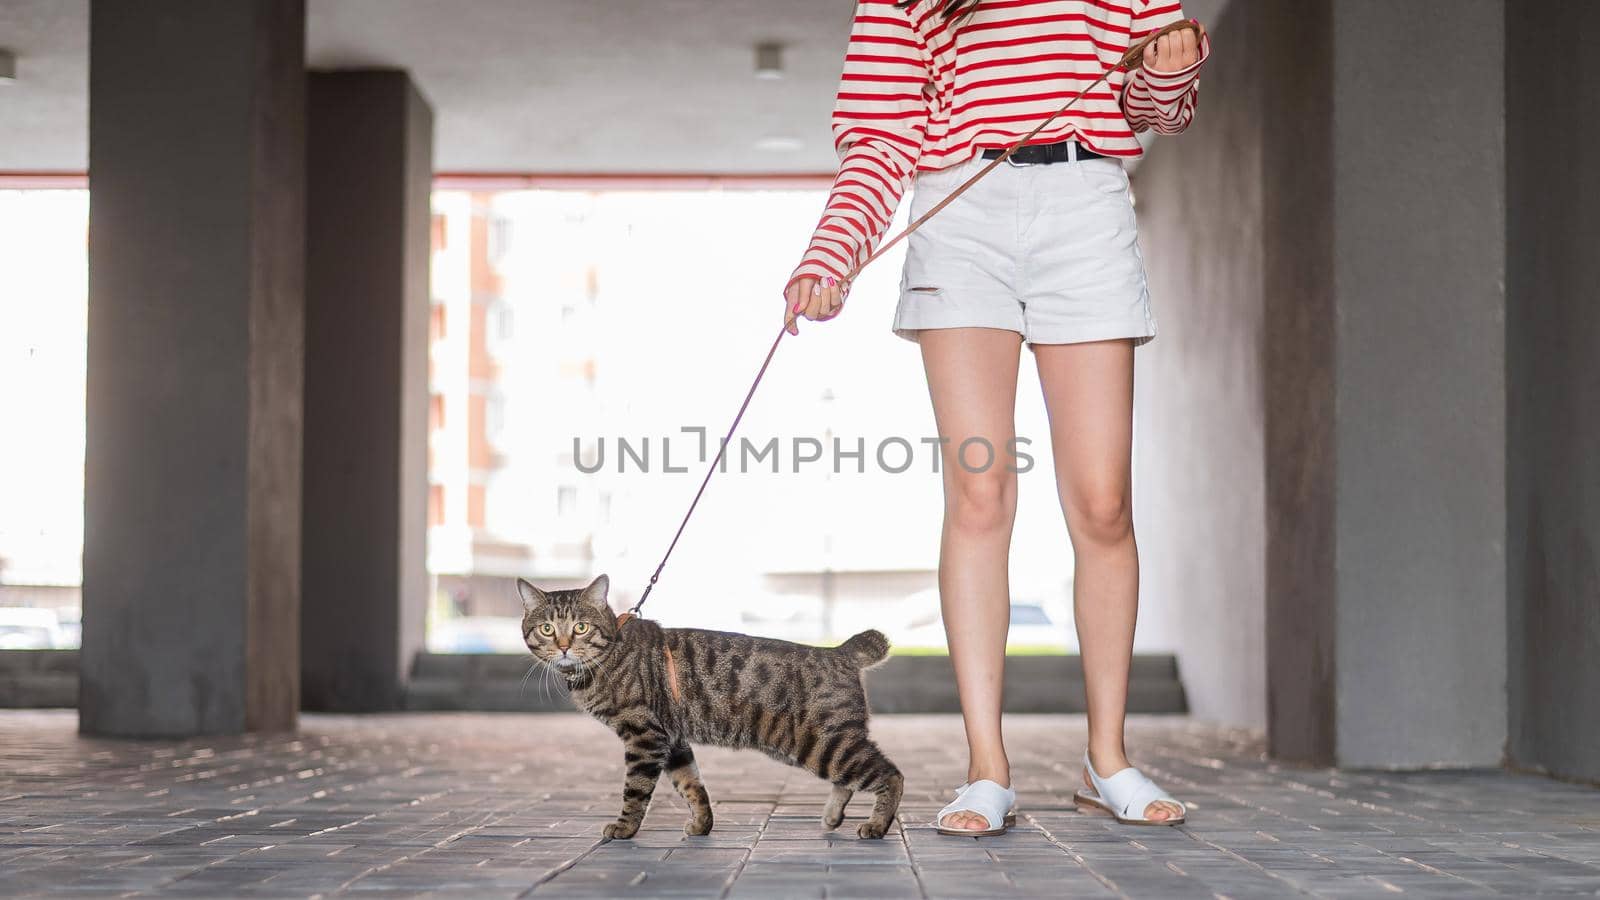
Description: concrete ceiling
xmin=0 ymin=0 xmax=1228 ymax=174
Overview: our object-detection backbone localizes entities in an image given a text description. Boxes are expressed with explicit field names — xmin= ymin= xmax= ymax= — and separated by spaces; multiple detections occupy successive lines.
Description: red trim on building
xmin=0 ymin=171 xmax=836 ymax=191
xmin=0 ymin=172 xmax=88 ymax=189
xmin=432 ymin=172 xmax=836 ymax=191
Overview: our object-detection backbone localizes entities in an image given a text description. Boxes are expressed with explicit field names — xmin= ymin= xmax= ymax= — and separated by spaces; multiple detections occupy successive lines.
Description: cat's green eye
xmin=538 ymin=623 xmax=555 ymax=637
xmin=573 ymin=623 xmax=590 ymax=635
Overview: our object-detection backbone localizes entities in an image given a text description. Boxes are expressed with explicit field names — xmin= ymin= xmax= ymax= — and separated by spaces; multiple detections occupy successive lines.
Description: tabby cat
xmin=519 ymin=575 xmax=903 ymax=840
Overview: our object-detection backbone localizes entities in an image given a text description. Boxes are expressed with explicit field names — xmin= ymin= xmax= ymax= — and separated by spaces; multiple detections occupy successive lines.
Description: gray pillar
xmin=1328 ymin=0 xmax=1507 ymax=768
xmin=1260 ymin=0 xmax=1338 ymax=766
xmin=301 ymin=71 xmax=432 ymax=712
xmin=1505 ymin=0 xmax=1600 ymax=784
xmin=1138 ymin=0 xmax=1509 ymax=767
xmin=82 ymin=0 xmax=305 ymax=736
xmin=1265 ymin=0 xmax=1508 ymax=766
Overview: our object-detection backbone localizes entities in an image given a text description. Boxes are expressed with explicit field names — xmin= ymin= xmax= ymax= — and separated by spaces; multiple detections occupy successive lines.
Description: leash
xmin=628 ymin=18 xmax=1201 ymax=616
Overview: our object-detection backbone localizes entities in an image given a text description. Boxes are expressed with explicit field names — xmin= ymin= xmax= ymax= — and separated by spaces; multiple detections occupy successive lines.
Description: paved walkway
xmin=0 ymin=711 xmax=1596 ymax=898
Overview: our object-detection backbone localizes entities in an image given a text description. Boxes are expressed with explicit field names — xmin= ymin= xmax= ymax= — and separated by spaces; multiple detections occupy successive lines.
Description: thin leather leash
xmin=628 ymin=18 xmax=1202 ymax=617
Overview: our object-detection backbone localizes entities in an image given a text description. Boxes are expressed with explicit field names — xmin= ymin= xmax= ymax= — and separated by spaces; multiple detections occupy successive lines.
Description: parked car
xmin=55 ymin=615 xmax=81 ymax=649
xmin=0 ymin=607 xmax=66 ymax=650
xmin=426 ymin=615 xmax=527 ymax=654
xmin=886 ymin=588 xmax=1075 ymax=653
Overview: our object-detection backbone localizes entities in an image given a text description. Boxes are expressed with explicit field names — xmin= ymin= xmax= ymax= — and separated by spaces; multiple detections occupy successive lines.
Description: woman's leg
xmin=920 ymin=327 xmax=1022 ymax=831
xmin=1032 ymin=338 xmax=1181 ymax=822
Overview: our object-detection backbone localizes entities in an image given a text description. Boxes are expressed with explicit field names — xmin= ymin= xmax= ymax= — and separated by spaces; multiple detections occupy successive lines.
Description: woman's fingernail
xmin=792 ymin=300 xmax=803 ymax=313
xmin=826 ymin=277 xmax=836 ymax=287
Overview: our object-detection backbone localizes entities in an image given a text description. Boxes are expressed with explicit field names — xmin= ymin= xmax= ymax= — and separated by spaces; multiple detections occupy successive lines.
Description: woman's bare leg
xmin=1032 ymin=338 xmax=1180 ymax=821
xmin=919 ymin=327 xmax=1021 ymax=831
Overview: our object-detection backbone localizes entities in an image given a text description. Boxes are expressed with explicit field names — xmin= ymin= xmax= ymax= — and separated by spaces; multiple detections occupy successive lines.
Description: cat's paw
xmin=822 ymin=810 xmax=845 ymax=830
xmin=603 ymin=821 xmax=639 ymax=840
xmin=856 ymin=821 xmax=888 ymax=840
xmin=684 ymin=815 xmax=713 ymax=836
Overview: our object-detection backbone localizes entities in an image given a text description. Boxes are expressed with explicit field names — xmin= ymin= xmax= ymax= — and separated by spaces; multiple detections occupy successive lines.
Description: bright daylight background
xmin=0 ymin=186 xmax=1085 ymax=655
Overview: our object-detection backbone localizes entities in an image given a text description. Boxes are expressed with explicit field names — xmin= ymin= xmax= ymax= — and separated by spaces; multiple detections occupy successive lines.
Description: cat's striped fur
xmin=519 ymin=575 xmax=903 ymax=840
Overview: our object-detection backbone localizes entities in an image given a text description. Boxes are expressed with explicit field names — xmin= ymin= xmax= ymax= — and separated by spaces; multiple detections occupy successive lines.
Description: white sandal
xmin=935 ymin=779 xmax=1016 ymax=836
xmin=951 ymin=782 xmax=1018 ymax=826
xmin=1075 ymin=752 xmax=1187 ymax=826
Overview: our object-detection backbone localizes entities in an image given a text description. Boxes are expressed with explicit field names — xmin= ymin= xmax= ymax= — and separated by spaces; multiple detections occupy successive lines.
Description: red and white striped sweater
xmin=791 ymin=0 xmax=1210 ymax=287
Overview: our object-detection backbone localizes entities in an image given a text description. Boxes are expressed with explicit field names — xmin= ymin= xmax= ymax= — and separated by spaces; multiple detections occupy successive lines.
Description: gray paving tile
xmin=0 ymin=711 xmax=1597 ymax=897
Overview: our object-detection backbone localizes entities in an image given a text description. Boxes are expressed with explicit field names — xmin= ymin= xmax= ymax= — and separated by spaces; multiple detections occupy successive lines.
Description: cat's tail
xmin=837 ymin=630 xmax=891 ymax=669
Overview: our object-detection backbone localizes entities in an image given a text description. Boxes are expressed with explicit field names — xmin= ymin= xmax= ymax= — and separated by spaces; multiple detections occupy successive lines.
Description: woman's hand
xmin=782 ymin=275 xmax=848 ymax=335
xmin=1143 ymin=19 xmax=1205 ymax=74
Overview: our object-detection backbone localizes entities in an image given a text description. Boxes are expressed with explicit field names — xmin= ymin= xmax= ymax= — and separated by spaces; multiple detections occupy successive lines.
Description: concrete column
xmin=82 ymin=0 xmax=305 ymax=736
xmin=1505 ymin=0 xmax=1600 ymax=784
xmin=1137 ymin=0 xmax=1508 ymax=767
xmin=300 ymin=71 xmax=433 ymax=711
xmin=1328 ymin=0 xmax=1507 ymax=768
xmin=1259 ymin=0 xmax=1338 ymax=766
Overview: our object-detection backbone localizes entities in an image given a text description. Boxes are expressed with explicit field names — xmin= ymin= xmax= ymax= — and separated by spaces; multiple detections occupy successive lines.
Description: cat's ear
xmin=579 ymin=574 xmax=611 ymax=610
xmin=516 ymin=579 xmax=548 ymax=612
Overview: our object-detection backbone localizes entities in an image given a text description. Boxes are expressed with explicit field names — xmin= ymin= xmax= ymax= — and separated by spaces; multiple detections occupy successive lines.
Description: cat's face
xmin=519 ymin=574 xmax=617 ymax=674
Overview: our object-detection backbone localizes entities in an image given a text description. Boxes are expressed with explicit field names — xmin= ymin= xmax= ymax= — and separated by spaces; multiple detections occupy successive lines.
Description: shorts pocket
xmin=1069 ymin=163 xmax=1135 ymax=225
xmin=912 ymin=158 xmax=983 ymax=212
xmin=1077 ymin=161 xmax=1130 ymax=199
xmin=915 ymin=160 xmax=969 ymax=193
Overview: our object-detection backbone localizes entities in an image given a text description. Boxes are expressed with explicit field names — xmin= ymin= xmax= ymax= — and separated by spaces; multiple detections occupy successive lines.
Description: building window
xmin=488 ymin=215 xmax=513 ymax=267
xmin=485 ymin=392 xmax=506 ymax=442
xmin=496 ymin=303 xmax=514 ymax=342
xmin=485 ymin=299 xmax=515 ymax=356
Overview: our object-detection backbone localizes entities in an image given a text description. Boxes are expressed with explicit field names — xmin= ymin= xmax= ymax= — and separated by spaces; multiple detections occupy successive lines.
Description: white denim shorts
xmin=893 ymin=150 xmax=1156 ymax=347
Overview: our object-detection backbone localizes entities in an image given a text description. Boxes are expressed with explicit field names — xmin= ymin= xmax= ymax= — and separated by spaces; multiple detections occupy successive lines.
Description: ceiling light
xmin=755 ymin=42 xmax=784 ymax=80
xmin=0 ymin=50 xmax=16 ymax=85
xmin=754 ymin=136 xmax=802 ymax=152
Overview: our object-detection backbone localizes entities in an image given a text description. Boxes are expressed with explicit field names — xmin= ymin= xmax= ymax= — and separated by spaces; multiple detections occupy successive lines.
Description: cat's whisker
xmin=546 ymin=662 xmax=571 ymax=701
xmin=518 ymin=661 xmax=540 ymax=698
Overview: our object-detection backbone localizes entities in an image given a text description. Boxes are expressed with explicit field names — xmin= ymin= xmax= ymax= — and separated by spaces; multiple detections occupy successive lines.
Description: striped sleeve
xmin=1119 ymin=0 xmax=1210 ymax=135
xmin=790 ymin=1 xmax=932 ymax=288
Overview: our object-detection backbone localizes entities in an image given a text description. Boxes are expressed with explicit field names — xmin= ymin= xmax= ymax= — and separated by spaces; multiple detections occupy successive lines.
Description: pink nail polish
xmin=826 ymin=277 xmax=836 ymax=287
xmin=792 ymin=301 xmax=804 ymax=313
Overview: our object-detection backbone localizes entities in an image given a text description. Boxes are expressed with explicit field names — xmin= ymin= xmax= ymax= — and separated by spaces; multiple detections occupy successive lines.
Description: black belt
xmin=982 ymin=140 xmax=1111 ymax=165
